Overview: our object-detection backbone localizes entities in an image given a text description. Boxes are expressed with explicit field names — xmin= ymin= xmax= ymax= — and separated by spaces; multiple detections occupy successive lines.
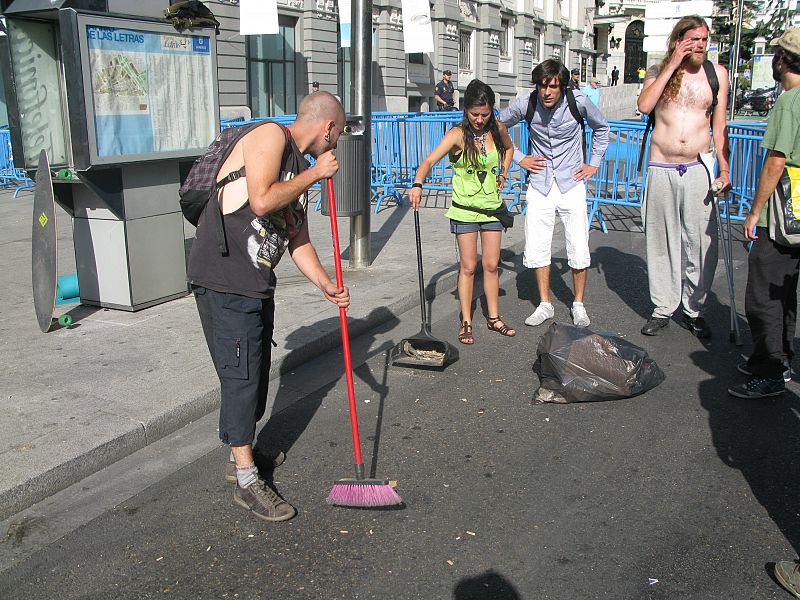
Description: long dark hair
xmin=459 ymin=79 xmax=505 ymax=168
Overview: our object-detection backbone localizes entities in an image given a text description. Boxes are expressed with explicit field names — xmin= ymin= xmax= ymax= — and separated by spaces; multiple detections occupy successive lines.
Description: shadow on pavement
xmin=255 ymin=310 xmax=399 ymax=481
xmin=694 ymin=336 xmax=800 ymax=556
xmin=453 ymin=569 xmax=523 ymax=599
xmin=593 ymin=245 xmax=651 ymax=319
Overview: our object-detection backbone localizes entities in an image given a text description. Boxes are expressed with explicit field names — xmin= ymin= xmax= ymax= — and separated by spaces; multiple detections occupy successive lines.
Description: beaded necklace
xmin=473 ymin=131 xmax=488 ymax=166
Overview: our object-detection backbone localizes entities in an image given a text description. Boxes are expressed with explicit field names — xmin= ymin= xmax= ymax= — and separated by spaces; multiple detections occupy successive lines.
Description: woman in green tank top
xmin=408 ymin=80 xmax=515 ymax=345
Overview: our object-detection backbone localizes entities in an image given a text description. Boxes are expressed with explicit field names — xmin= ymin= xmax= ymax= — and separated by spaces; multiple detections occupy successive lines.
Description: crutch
xmin=713 ymin=188 xmax=743 ymax=345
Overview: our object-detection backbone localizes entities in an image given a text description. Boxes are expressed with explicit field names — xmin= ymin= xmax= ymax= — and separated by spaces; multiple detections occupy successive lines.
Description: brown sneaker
xmin=234 ymin=478 xmax=296 ymax=522
xmin=224 ymin=451 xmax=286 ymax=484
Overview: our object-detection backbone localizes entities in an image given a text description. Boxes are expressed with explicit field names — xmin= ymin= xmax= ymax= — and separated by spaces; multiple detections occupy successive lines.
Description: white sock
xmin=236 ymin=463 xmax=258 ymax=488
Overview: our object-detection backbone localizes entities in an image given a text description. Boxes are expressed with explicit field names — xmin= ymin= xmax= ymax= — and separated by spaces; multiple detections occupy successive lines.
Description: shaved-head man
xmin=187 ymin=91 xmax=349 ymax=522
xmin=637 ymin=16 xmax=730 ymax=339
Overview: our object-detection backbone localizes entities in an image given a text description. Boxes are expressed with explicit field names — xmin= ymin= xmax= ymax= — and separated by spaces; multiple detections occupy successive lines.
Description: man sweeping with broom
xmin=187 ymin=92 xmax=350 ymax=522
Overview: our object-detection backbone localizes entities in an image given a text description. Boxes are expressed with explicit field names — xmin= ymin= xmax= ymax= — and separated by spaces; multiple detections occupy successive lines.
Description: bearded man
xmin=637 ymin=15 xmax=731 ymax=338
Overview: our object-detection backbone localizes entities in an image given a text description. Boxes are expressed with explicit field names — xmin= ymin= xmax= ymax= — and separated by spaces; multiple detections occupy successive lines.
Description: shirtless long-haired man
xmin=637 ymin=15 xmax=730 ymax=339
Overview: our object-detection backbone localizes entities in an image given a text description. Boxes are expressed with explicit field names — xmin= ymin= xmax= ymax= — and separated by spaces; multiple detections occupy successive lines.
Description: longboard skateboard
xmin=32 ymin=150 xmax=71 ymax=332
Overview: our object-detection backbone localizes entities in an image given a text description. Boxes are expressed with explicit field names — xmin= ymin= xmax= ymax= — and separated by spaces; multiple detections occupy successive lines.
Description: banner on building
xmin=401 ymin=0 xmax=434 ymax=54
xmin=240 ymin=0 xmax=279 ymax=36
xmin=339 ymin=0 xmax=351 ymax=48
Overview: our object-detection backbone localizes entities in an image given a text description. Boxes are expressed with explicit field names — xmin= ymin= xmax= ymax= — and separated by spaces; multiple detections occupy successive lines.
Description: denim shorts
xmin=449 ymin=219 xmax=504 ymax=234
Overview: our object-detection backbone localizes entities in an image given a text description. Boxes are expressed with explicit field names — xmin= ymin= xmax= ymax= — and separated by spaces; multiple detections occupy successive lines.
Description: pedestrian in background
xmin=728 ymin=28 xmax=800 ymax=403
xmin=435 ymin=69 xmax=456 ymax=110
xmin=409 ymin=79 xmax=515 ymax=344
xmin=611 ymin=66 xmax=619 ymax=86
xmin=569 ymin=68 xmax=581 ymax=90
xmin=500 ymin=59 xmax=609 ymax=328
xmin=581 ymin=77 xmax=601 ymax=106
xmin=311 ymin=81 xmax=320 ymax=93
xmin=637 ymin=65 xmax=646 ymax=91
xmin=187 ymin=92 xmax=350 ymax=523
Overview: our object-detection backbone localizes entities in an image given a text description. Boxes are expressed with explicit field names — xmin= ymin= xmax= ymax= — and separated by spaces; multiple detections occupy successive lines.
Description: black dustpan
xmin=390 ymin=211 xmax=458 ymax=369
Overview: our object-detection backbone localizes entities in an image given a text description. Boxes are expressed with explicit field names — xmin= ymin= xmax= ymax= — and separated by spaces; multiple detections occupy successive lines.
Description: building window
xmin=247 ymin=16 xmax=297 ymax=117
xmin=408 ymin=53 xmax=424 ymax=64
xmin=459 ymin=29 xmax=472 ymax=71
xmin=337 ymin=44 xmax=351 ymax=111
xmin=499 ymin=19 xmax=511 ymax=57
xmin=532 ymin=33 xmax=540 ymax=61
xmin=336 ymin=22 xmax=354 ymax=111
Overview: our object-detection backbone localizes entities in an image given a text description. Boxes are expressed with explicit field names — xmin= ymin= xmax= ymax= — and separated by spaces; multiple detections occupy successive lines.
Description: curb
xmin=0 ymin=257 xmax=472 ymax=521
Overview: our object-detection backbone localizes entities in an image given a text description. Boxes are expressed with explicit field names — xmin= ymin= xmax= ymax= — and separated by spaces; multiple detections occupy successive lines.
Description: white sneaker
xmin=571 ymin=302 xmax=590 ymax=327
xmin=525 ymin=303 xmax=554 ymax=327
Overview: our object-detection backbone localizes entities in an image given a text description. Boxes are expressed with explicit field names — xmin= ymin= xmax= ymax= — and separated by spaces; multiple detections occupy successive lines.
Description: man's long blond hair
xmin=658 ymin=15 xmax=708 ymax=102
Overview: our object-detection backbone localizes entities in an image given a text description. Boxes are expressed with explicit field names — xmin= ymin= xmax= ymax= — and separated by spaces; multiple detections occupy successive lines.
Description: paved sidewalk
xmin=0 ymin=187 xmax=528 ymax=520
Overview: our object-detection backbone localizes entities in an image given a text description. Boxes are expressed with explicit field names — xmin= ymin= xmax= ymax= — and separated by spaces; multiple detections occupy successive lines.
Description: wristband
xmin=412 ymin=182 xmax=423 ymax=189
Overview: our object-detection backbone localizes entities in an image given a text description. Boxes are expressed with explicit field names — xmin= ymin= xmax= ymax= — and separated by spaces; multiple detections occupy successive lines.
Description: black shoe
xmin=737 ymin=359 xmax=792 ymax=382
xmin=641 ymin=317 xmax=670 ymax=336
xmin=728 ymin=376 xmax=785 ymax=399
xmin=680 ymin=315 xmax=711 ymax=338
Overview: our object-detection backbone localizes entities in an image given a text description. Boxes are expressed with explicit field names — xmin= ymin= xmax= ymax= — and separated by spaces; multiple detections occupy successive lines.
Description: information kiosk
xmin=1 ymin=0 xmax=219 ymax=310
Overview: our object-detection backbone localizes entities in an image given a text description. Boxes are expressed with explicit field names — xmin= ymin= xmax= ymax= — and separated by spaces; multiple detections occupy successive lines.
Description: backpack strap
xmin=525 ymin=89 xmax=538 ymax=126
xmin=637 ymin=113 xmax=655 ymax=173
xmin=702 ymin=60 xmax=719 ymax=112
xmin=565 ymin=88 xmax=587 ymax=164
xmin=525 ymin=88 xmax=586 ymax=163
xmin=638 ymin=61 xmax=719 ymax=173
xmin=212 ymin=121 xmax=292 ymax=254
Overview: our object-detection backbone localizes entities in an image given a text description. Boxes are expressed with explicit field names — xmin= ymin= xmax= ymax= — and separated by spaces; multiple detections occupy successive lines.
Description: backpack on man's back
xmin=180 ymin=121 xmax=288 ymax=253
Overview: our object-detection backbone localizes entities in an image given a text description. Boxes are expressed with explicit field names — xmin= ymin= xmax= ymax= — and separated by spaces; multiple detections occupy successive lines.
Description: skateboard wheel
xmin=58 ymin=314 xmax=73 ymax=327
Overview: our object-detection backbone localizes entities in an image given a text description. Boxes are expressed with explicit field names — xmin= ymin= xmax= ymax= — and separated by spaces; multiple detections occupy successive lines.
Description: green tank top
xmin=446 ymin=135 xmax=503 ymax=223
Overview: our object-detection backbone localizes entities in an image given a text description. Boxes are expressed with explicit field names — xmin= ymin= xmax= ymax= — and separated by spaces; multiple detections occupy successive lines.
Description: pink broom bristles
xmin=326 ymin=480 xmax=403 ymax=507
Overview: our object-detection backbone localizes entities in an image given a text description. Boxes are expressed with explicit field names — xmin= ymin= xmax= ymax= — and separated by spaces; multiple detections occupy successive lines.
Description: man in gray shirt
xmin=500 ymin=59 xmax=609 ymax=327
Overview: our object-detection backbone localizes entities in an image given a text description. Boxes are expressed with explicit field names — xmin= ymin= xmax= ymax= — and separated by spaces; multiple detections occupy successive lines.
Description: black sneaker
xmin=737 ymin=358 xmax=792 ymax=383
xmin=680 ymin=315 xmax=711 ymax=338
xmin=728 ymin=376 xmax=785 ymax=399
xmin=234 ymin=477 xmax=296 ymax=522
xmin=641 ymin=317 xmax=670 ymax=336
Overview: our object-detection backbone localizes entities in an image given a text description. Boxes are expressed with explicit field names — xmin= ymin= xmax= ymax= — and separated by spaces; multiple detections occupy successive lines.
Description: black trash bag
xmin=532 ymin=322 xmax=665 ymax=404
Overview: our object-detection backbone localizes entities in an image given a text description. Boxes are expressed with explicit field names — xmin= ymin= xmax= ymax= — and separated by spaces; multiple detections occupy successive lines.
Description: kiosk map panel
xmin=81 ymin=17 xmax=216 ymax=162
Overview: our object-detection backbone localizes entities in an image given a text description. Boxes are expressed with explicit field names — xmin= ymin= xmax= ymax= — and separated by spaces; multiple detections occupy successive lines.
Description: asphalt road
xmin=2 ymin=227 xmax=799 ymax=600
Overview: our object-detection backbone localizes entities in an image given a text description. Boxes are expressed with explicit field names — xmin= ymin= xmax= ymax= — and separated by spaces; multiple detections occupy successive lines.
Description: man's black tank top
xmin=186 ymin=124 xmax=309 ymax=298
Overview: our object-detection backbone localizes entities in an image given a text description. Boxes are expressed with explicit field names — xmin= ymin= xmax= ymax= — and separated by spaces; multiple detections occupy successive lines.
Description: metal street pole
xmin=728 ymin=0 xmax=745 ymax=122
xmin=349 ymin=0 xmax=372 ymax=268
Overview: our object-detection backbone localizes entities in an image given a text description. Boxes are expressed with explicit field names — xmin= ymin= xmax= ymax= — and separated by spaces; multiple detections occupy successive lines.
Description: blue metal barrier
xmin=218 ymin=113 xmax=767 ymax=226
xmin=0 ymin=127 xmax=34 ymax=197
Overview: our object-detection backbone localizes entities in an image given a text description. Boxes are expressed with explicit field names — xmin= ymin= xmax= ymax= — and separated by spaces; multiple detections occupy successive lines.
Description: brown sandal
xmin=458 ymin=321 xmax=474 ymax=345
xmin=487 ymin=316 xmax=516 ymax=337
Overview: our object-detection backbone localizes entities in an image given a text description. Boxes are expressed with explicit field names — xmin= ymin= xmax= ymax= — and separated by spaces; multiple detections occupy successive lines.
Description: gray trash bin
xmin=320 ymin=130 xmax=367 ymax=217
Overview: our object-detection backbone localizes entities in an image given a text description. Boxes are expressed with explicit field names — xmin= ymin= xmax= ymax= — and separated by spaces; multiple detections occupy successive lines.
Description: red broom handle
xmin=326 ymin=178 xmax=363 ymax=468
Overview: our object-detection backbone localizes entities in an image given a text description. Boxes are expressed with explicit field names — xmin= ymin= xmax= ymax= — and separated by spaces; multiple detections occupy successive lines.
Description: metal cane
xmin=713 ymin=186 xmax=743 ymax=345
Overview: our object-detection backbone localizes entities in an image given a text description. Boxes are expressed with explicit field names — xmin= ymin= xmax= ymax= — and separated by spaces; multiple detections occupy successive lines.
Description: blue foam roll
xmin=56 ymin=273 xmax=80 ymax=304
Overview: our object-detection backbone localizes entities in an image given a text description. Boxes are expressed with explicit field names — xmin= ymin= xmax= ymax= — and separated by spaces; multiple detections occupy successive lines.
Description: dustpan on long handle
xmin=389 ymin=211 xmax=458 ymax=369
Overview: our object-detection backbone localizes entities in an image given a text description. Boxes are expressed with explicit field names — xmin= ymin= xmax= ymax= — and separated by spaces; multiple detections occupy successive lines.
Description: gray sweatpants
xmin=643 ymin=163 xmax=718 ymax=319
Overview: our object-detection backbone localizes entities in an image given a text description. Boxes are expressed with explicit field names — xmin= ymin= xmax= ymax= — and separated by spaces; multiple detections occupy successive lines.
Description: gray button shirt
xmin=499 ymin=89 xmax=610 ymax=195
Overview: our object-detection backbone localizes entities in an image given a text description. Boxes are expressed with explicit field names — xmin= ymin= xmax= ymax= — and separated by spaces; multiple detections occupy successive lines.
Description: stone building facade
xmin=206 ymin=0 xmax=601 ymax=116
